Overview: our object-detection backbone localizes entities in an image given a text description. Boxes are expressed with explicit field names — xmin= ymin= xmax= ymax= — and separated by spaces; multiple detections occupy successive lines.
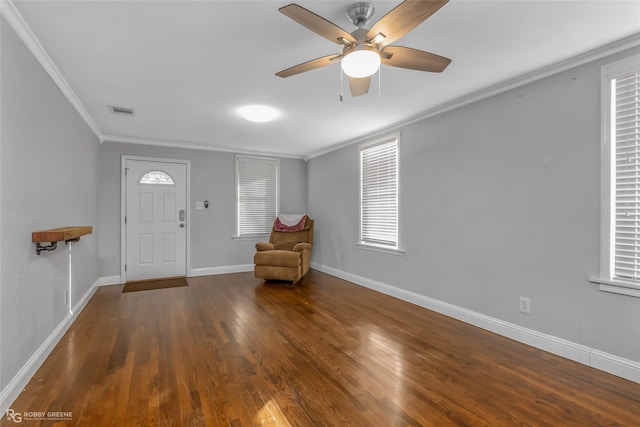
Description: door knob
xmin=179 ymin=223 xmax=185 ymax=228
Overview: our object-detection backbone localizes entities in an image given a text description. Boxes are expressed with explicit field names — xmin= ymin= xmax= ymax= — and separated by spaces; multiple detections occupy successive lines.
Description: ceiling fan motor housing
xmin=343 ymin=28 xmax=380 ymax=54
xmin=347 ymin=2 xmax=375 ymax=28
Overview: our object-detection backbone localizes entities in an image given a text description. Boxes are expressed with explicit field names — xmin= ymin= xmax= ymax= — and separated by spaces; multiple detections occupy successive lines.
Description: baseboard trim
xmin=98 ymin=275 xmax=121 ymax=286
xmin=310 ymin=262 xmax=640 ymax=384
xmin=0 ymin=277 xmax=101 ymax=415
xmin=189 ymin=264 xmax=254 ymax=277
xmin=100 ymin=267 xmax=256 ymax=284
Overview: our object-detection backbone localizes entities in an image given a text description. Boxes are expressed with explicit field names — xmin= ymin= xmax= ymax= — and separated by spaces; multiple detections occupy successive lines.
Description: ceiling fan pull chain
xmin=340 ymin=65 xmax=344 ymax=102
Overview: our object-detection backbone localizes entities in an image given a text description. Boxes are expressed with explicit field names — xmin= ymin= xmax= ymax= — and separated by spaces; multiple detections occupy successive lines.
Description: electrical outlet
xmin=519 ymin=296 xmax=531 ymax=314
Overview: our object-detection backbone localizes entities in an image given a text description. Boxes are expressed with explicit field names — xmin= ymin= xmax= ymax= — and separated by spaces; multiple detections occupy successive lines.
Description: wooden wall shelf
xmin=32 ymin=226 xmax=93 ymax=255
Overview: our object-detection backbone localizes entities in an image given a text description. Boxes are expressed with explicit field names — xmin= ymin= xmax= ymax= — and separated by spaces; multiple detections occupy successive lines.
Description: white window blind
xmin=360 ymin=137 xmax=399 ymax=248
xmin=236 ymin=156 xmax=278 ymax=236
xmin=613 ymin=68 xmax=640 ymax=281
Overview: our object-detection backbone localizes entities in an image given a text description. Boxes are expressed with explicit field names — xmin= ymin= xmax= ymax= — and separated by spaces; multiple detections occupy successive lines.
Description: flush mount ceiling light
xmin=237 ymin=105 xmax=280 ymax=123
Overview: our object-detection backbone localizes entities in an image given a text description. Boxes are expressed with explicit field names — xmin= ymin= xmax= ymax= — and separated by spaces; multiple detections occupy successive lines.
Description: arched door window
xmin=138 ymin=170 xmax=175 ymax=185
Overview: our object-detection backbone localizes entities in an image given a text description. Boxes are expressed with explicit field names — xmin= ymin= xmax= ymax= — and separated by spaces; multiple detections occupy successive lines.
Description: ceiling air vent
xmin=109 ymin=105 xmax=134 ymax=115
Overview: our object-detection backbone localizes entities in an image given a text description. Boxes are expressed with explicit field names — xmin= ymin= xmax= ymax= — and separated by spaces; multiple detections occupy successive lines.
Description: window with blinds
xmin=360 ymin=136 xmax=399 ymax=249
xmin=236 ymin=155 xmax=279 ymax=237
xmin=612 ymin=66 xmax=640 ymax=281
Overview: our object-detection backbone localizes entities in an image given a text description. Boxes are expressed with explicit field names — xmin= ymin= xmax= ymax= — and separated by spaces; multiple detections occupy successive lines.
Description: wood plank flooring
xmin=3 ymin=270 xmax=640 ymax=426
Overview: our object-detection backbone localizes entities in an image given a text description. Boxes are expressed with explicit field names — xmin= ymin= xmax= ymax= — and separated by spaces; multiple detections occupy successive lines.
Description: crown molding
xmin=4 ymin=0 xmax=638 ymax=161
xmin=306 ymin=32 xmax=640 ymax=160
xmin=1 ymin=0 xmax=102 ymax=138
xmin=101 ymin=135 xmax=306 ymax=160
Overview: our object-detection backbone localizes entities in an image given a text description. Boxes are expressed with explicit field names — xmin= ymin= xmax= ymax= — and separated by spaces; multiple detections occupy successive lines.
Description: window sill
xmin=356 ymin=242 xmax=405 ymax=256
xmin=231 ymin=234 xmax=269 ymax=241
xmin=589 ymin=277 xmax=640 ymax=298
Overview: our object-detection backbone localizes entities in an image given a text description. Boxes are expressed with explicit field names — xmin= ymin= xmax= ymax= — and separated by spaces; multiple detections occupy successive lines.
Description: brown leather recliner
xmin=254 ymin=217 xmax=314 ymax=283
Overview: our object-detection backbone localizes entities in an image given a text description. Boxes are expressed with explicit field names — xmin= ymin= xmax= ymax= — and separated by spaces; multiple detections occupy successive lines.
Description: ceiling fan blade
xmin=280 ymin=4 xmax=356 ymax=45
xmin=381 ymin=46 xmax=451 ymax=72
xmin=348 ymin=76 xmax=371 ymax=97
xmin=276 ymin=54 xmax=342 ymax=78
xmin=367 ymin=0 xmax=448 ymax=47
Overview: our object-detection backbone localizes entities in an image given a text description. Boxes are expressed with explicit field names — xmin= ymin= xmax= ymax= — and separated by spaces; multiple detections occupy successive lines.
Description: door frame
xmin=120 ymin=155 xmax=191 ymax=283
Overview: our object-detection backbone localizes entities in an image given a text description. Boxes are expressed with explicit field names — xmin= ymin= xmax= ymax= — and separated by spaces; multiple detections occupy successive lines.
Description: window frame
xmin=591 ymin=53 xmax=640 ymax=298
xmin=357 ymin=134 xmax=404 ymax=255
xmin=234 ymin=154 xmax=280 ymax=239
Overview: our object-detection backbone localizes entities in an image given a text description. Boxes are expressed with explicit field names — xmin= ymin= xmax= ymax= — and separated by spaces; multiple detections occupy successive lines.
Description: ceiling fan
xmin=275 ymin=0 xmax=452 ymax=97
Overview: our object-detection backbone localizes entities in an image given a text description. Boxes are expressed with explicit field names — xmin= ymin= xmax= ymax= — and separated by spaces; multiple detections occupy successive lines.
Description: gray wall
xmin=98 ymin=143 xmax=308 ymax=277
xmin=1 ymin=17 xmax=100 ymax=390
xmin=309 ymin=46 xmax=640 ymax=363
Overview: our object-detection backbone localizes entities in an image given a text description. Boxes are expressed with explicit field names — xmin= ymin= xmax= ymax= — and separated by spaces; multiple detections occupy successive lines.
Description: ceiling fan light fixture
xmin=341 ymin=45 xmax=380 ymax=78
xmin=237 ymin=105 xmax=280 ymax=123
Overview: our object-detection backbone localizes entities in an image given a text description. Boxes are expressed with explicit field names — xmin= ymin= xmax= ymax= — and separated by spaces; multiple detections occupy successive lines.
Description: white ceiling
xmin=6 ymin=0 xmax=640 ymax=158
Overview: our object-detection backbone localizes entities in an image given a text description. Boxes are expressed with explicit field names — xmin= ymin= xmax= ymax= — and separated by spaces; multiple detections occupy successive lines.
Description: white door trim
xmin=120 ymin=155 xmax=191 ymax=283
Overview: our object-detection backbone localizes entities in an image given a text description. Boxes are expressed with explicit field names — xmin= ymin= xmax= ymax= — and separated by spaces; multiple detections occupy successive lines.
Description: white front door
xmin=125 ymin=159 xmax=187 ymax=281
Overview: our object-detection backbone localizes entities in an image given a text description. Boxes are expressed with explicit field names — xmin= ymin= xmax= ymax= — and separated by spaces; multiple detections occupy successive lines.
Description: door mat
xmin=122 ymin=277 xmax=188 ymax=293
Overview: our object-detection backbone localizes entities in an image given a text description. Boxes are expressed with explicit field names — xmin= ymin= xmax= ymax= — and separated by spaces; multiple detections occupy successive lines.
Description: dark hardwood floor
xmin=3 ymin=269 xmax=640 ymax=426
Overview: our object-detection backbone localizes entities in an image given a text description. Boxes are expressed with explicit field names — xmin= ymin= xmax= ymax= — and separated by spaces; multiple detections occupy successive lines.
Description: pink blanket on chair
xmin=274 ymin=214 xmax=307 ymax=232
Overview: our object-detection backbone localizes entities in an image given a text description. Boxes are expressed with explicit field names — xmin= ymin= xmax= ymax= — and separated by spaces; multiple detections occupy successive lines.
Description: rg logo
xmin=6 ymin=409 xmax=22 ymax=423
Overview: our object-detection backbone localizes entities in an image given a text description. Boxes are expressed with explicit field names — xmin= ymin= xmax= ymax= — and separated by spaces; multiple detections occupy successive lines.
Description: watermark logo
xmin=5 ymin=409 xmax=22 ymax=423
xmin=5 ymin=409 xmax=72 ymax=423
